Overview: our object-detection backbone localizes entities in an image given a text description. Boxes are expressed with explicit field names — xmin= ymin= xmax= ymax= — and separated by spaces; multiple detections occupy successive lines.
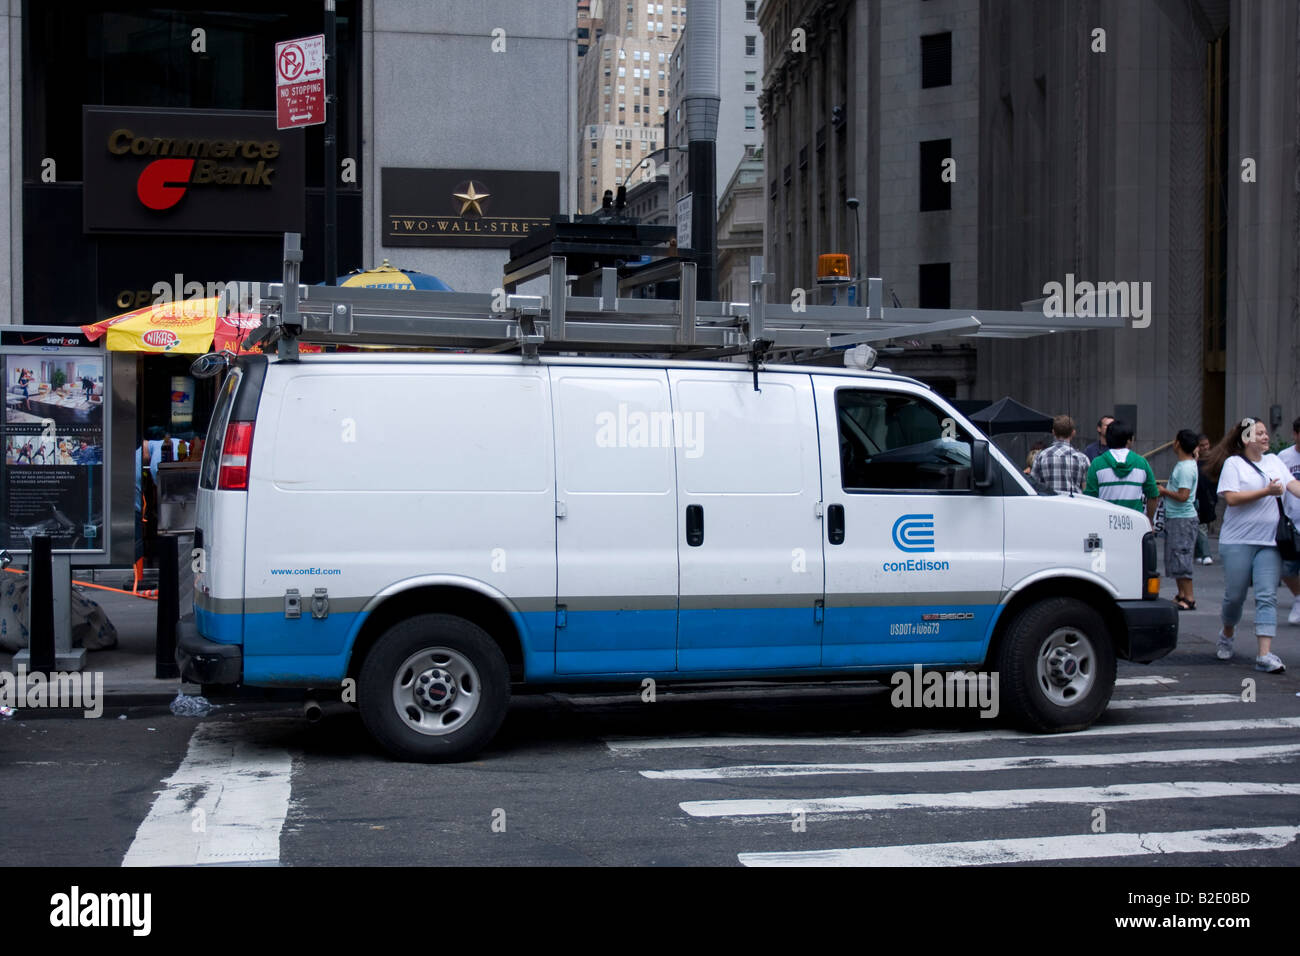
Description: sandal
xmin=1174 ymin=596 xmax=1196 ymax=611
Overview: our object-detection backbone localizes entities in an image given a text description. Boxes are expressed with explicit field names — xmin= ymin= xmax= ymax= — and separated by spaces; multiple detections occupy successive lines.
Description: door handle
xmin=827 ymin=503 xmax=845 ymax=545
xmin=686 ymin=504 xmax=704 ymax=547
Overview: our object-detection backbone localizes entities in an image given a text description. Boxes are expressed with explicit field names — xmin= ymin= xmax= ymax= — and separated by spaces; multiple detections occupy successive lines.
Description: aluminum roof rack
xmin=225 ymin=233 xmax=1122 ymax=364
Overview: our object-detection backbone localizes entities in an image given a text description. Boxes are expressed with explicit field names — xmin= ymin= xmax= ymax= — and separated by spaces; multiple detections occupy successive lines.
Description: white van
xmin=180 ymin=353 xmax=1177 ymax=760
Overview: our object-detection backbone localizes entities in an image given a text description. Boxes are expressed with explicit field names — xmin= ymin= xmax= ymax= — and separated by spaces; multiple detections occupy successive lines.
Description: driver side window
xmin=836 ymin=389 xmax=974 ymax=492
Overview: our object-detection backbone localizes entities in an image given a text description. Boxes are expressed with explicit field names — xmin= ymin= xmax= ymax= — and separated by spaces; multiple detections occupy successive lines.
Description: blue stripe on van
xmin=201 ymin=604 xmax=1002 ymax=686
xmin=677 ymin=607 xmax=820 ymax=670
xmin=195 ymin=605 xmax=243 ymax=644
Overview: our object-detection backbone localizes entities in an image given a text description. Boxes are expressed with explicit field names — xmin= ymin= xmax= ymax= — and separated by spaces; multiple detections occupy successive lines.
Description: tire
xmin=358 ymin=613 xmax=510 ymax=762
xmin=996 ymin=597 xmax=1116 ymax=733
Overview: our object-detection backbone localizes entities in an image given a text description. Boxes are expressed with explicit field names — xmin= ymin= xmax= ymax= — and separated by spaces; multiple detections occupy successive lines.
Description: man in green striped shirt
xmin=1084 ymin=419 xmax=1159 ymax=520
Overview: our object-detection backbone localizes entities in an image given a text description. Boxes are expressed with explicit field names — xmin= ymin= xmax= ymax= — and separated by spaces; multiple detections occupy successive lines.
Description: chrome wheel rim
xmin=391 ymin=647 xmax=481 ymax=736
xmin=1035 ymin=627 xmax=1095 ymax=707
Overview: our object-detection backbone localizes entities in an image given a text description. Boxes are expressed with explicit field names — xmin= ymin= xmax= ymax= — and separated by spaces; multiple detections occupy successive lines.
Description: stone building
xmin=577 ymin=0 xmax=686 ymax=212
xmin=758 ymin=0 xmax=1299 ymax=447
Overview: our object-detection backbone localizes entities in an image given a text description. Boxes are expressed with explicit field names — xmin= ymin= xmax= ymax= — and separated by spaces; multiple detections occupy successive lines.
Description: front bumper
xmin=1117 ymin=599 xmax=1179 ymax=663
xmin=177 ymin=614 xmax=243 ymax=684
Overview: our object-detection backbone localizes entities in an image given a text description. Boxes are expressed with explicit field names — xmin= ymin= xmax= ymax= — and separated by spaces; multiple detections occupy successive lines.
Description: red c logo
xmin=136 ymin=158 xmax=194 ymax=210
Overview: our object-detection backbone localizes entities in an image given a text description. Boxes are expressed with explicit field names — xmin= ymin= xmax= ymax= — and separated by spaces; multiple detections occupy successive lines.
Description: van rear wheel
xmin=997 ymin=597 xmax=1115 ymax=732
xmin=358 ymin=614 xmax=510 ymax=762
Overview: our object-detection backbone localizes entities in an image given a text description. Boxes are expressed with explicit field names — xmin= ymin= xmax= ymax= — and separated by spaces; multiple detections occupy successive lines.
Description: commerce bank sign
xmin=83 ymin=107 xmax=304 ymax=234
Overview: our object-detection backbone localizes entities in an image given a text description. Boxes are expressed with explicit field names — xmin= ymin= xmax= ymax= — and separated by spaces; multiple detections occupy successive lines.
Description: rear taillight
xmin=217 ymin=422 xmax=254 ymax=491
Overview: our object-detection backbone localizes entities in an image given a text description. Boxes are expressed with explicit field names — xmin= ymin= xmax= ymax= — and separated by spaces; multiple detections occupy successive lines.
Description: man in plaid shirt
xmin=1031 ymin=415 xmax=1091 ymax=493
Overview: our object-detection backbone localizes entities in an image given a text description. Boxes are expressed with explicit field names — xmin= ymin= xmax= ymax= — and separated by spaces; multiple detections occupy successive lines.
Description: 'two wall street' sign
xmin=382 ymin=168 xmax=560 ymax=248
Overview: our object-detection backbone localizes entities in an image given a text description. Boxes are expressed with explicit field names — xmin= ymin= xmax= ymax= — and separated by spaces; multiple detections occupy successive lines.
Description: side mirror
xmin=973 ymin=440 xmax=994 ymax=489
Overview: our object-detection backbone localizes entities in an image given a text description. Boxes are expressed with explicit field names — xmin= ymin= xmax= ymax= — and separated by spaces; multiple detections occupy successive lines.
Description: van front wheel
xmin=997 ymin=597 xmax=1115 ymax=732
xmin=358 ymin=614 xmax=510 ymax=762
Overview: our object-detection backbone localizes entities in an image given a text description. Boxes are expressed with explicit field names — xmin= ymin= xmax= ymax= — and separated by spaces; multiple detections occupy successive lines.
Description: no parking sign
xmin=275 ymin=34 xmax=325 ymax=130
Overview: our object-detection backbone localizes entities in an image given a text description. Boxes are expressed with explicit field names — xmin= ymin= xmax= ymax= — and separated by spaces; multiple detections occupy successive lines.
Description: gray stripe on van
xmin=560 ymin=594 xmax=677 ymax=612
xmin=826 ymin=590 xmax=1004 ymax=608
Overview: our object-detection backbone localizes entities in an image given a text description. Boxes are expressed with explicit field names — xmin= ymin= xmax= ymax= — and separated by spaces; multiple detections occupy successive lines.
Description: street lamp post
xmin=846 ymin=196 xmax=862 ymax=306
xmin=618 ymin=144 xmax=689 ymax=194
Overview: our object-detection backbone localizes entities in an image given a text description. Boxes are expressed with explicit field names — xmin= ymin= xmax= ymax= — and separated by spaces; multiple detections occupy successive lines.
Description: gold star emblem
xmin=452 ymin=182 xmax=490 ymax=216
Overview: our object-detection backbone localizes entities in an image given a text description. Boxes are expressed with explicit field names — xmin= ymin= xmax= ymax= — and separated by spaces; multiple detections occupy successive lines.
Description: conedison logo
xmin=0 ymin=666 xmax=104 ymax=718
xmin=891 ymin=513 xmax=935 ymax=552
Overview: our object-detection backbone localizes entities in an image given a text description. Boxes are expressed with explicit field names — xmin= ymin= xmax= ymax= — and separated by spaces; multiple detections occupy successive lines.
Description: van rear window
xmin=200 ymin=369 xmax=242 ymax=490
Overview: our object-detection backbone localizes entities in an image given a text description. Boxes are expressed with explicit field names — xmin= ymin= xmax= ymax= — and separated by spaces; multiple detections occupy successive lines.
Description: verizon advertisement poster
xmin=82 ymin=106 xmax=305 ymax=235
xmin=2 ymin=352 xmax=105 ymax=552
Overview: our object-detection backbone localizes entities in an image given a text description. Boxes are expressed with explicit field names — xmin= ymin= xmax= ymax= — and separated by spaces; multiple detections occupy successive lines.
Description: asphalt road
xmin=4 ymin=640 xmax=1298 ymax=868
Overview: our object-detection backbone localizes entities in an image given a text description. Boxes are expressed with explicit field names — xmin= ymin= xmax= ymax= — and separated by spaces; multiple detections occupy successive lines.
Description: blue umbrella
xmin=334 ymin=260 xmax=453 ymax=291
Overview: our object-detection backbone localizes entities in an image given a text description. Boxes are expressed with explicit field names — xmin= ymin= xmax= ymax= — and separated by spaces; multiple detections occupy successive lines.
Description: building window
xmin=644 ymin=86 xmax=650 ymax=96
xmin=919 ymin=139 xmax=952 ymax=211
xmin=745 ymin=35 xmax=757 ymax=56
xmin=921 ymin=33 xmax=953 ymax=88
xmin=746 ymin=1 xmax=757 ymax=20
xmin=918 ymin=263 xmax=951 ymax=309
xmin=745 ymin=106 xmax=757 ymax=129
xmin=745 ymin=71 xmax=757 ymax=93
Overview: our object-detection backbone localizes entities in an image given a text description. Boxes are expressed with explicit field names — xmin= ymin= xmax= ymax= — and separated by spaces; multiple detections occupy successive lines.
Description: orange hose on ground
xmin=2 ymin=565 xmax=159 ymax=599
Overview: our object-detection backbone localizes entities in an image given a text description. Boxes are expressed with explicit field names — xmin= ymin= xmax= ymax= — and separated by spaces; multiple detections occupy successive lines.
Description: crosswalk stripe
xmin=603 ymin=716 xmax=1300 ymax=753
xmin=681 ymin=780 xmax=1300 ymax=817
xmin=737 ymin=825 xmax=1300 ymax=867
xmin=123 ymin=720 xmax=292 ymax=867
xmin=641 ymin=742 xmax=1300 ymax=780
xmin=1115 ymin=676 xmax=1178 ymax=685
xmin=1107 ymin=694 xmax=1239 ymax=709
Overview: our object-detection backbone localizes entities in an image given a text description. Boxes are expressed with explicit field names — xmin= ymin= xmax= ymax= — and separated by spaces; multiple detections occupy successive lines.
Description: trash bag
xmin=169 ymin=691 xmax=211 ymax=717
xmin=0 ymin=572 xmax=118 ymax=652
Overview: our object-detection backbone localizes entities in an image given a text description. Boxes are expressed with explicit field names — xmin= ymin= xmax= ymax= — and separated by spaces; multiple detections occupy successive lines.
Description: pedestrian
xmin=17 ymin=367 xmax=32 ymax=411
xmin=1158 ymin=429 xmax=1200 ymax=610
xmin=1084 ymin=414 xmax=1115 ymax=461
xmin=1194 ymin=433 xmax=1217 ymax=564
xmin=1276 ymin=415 xmax=1300 ymax=625
xmin=1031 ymin=415 xmax=1090 ymax=493
xmin=1083 ymin=419 xmax=1159 ymax=520
xmin=1203 ymin=416 xmax=1300 ymax=673
xmin=1023 ymin=441 xmax=1046 ymax=475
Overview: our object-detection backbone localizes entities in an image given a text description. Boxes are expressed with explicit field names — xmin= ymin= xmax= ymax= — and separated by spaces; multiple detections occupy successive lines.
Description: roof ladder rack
xmin=224 ymin=233 xmax=1125 ymax=362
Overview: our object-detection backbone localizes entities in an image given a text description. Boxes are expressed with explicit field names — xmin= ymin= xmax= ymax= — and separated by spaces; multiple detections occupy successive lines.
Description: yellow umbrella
xmin=82 ymin=297 xmax=231 ymax=354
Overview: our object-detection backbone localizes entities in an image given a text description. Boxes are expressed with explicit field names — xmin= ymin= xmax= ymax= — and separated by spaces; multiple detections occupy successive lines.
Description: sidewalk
xmin=0 ymin=569 xmax=196 ymax=705
xmin=2 ymin=553 xmax=1299 ymax=702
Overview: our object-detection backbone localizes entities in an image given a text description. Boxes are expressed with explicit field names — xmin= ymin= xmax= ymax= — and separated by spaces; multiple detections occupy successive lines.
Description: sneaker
xmin=1255 ymin=653 xmax=1286 ymax=673
xmin=1202 ymin=556 xmax=1214 ymax=565
xmin=1215 ymin=634 xmax=1234 ymax=660
xmin=1289 ymin=603 xmax=1300 ymax=625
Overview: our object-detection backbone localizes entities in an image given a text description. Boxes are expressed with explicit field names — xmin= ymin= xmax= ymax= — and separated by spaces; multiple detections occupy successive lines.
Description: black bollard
xmin=155 ymin=533 xmax=180 ymax=679
xmin=28 ymin=536 xmax=56 ymax=673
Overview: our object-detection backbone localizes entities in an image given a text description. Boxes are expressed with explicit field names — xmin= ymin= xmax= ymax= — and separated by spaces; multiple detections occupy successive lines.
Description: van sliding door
xmin=669 ymin=369 xmax=824 ymax=671
xmin=551 ymin=368 xmax=679 ymax=674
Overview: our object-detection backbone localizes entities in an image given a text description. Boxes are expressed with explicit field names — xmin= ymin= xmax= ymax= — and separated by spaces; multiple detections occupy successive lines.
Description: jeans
xmin=1220 ymin=543 xmax=1282 ymax=637
xmin=1195 ymin=523 xmax=1211 ymax=559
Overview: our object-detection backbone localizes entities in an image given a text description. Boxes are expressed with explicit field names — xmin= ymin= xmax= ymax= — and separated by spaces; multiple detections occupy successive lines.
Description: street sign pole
xmin=324 ymin=0 xmax=338 ymax=285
